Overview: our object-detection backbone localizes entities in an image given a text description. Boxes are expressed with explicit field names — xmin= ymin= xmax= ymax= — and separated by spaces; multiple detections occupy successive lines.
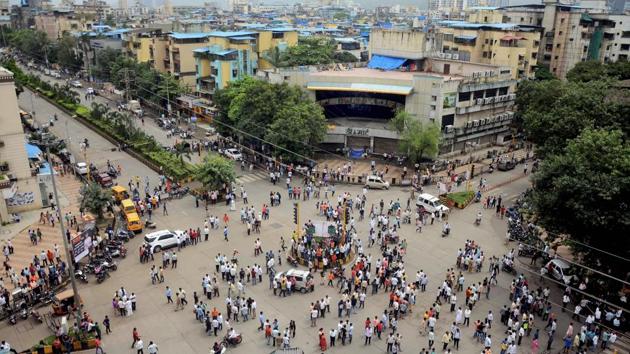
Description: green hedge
xmin=2 ymin=59 xmax=193 ymax=181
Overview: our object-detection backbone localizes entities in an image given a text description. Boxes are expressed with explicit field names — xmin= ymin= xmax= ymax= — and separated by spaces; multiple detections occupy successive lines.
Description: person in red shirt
xmin=131 ymin=327 xmax=140 ymax=348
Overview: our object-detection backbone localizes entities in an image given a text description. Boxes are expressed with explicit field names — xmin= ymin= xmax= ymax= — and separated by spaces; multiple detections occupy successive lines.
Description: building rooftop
xmin=310 ymin=67 xmax=461 ymax=82
xmin=193 ymin=47 xmax=238 ymax=56
xmin=206 ymin=31 xmax=259 ymax=38
xmin=437 ymin=20 xmax=520 ymax=30
xmin=170 ymin=32 xmax=212 ymax=40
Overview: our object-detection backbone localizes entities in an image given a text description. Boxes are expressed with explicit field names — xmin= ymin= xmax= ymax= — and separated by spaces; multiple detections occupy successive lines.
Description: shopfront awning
xmin=367 ymin=55 xmax=407 ymax=71
xmin=455 ymin=34 xmax=477 ymax=40
xmin=307 ymin=82 xmax=413 ymax=95
xmin=25 ymin=143 xmax=42 ymax=159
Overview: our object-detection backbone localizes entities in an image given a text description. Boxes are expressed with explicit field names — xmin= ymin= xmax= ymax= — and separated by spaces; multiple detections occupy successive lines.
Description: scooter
xmin=145 ymin=220 xmax=157 ymax=229
xmin=95 ymin=267 xmax=110 ymax=283
xmin=441 ymin=228 xmax=450 ymax=237
xmin=221 ymin=333 xmax=242 ymax=347
xmin=75 ymin=269 xmax=89 ymax=283
xmin=475 ymin=217 xmax=481 ymax=226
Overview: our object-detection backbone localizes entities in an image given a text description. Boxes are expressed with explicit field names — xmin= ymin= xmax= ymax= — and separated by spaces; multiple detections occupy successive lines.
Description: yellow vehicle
xmin=125 ymin=212 xmax=143 ymax=233
xmin=120 ymin=199 xmax=136 ymax=216
xmin=111 ymin=186 xmax=129 ymax=203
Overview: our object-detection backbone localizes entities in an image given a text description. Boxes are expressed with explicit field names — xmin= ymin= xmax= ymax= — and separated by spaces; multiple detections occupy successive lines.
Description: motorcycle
xmin=441 ymin=228 xmax=450 ymax=237
xmin=221 ymin=333 xmax=242 ymax=347
xmin=95 ymin=267 xmax=110 ymax=284
xmin=145 ymin=220 xmax=157 ymax=229
xmin=501 ymin=262 xmax=517 ymax=276
xmin=115 ymin=229 xmax=132 ymax=242
xmin=8 ymin=314 xmax=16 ymax=325
xmin=75 ymin=269 xmax=89 ymax=283
xmin=287 ymin=255 xmax=299 ymax=267
xmin=30 ymin=310 xmax=43 ymax=323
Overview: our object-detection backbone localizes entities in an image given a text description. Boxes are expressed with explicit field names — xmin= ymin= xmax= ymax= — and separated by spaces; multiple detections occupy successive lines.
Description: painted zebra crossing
xmin=235 ymin=171 xmax=268 ymax=184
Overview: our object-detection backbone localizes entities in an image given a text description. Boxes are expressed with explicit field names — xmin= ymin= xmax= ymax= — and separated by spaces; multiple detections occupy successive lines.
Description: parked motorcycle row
xmin=74 ymin=235 xmax=128 ymax=284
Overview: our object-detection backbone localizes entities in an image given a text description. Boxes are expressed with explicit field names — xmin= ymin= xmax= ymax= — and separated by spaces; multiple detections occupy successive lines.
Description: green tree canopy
xmin=400 ymin=121 xmax=441 ymax=163
xmin=566 ymin=60 xmax=630 ymax=82
xmin=530 ymin=128 xmax=630 ymax=272
xmin=79 ymin=182 xmax=112 ymax=219
xmin=214 ymin=77 xmax=327 ymax=160
xmin=194 ymin=155 xmax=235 ymax=191
xmin=265 ymin=36 xmax=358 ymax=67
xmin=519 ymin=79 xmax=629 ymax=158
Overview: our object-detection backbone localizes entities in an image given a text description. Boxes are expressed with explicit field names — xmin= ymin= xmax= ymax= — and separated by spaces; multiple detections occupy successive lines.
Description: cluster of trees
xmin=389 ymin=111 xmax=441 ymax=163
xmin=265 ymin=37 xmax=358 ymax=67
xmin=519 ymin=61 xmax=630 ymax=274
xmin=90 ymin=48 xmax=187 ymax=110
xmin=4 ymin=28 xmax=83 ymax=71
xmin=214 ymin=77 xmax=327 ymax=161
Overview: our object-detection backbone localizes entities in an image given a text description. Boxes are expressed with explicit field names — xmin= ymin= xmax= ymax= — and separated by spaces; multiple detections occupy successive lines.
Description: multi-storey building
xmin=500 ymin=0 xmax=630 ymax=79
xmin=190 ymin=28 xmax=298 ymax=97
xmin=434 ymin=20 xmax=541 ymax=79
xmin=34 ymin=10 xmax=95 ymax=40
xmin=0 ymin=67 xmax=43 ymax=223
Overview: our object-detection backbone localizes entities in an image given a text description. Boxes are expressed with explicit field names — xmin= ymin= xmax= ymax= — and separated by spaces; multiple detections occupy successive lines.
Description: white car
xmin=541 ymin=259 xmax=577 ymax=285
xmin=144 ymin=229 xmax=179 ymax=253
xmin=223 ymin=148 xmax=243 ymax=161
xmin=86 ymin=87 xmax=95 ymax=95
xmin=69 ymin=80 xmax=82 ymax=88
xmin=74 ymin=162 xmax=88 ymax=175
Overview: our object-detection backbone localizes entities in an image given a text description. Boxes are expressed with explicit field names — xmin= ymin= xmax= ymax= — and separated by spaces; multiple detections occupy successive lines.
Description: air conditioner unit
xmin=466 ymin=121 xmax=473 ymax=128
xmin=476 ymin=98 xmax=484 ymax=105
xmin=438 ymin=53 xmax=446 ymax=58
xmin=445 ymin=53 xmax=452 ymax=59
xmin=509 ymin=94 xmax=516 ymax=100
xmin=445 ymin=125 xmax=454 ymax=133
xmin=452 ymin=53 xmax=459 ymax=60
xmin=473 ymin=120 xmax=479 ymax=127
xmin=479 ymin=118 xmax=486 ymax=125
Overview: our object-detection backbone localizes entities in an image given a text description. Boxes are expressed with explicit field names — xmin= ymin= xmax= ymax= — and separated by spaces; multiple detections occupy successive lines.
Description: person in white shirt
xmin=147 ymin=341 xmax=158 ymax=354
xmin=135 ymin=339 xmax=144 ymax=354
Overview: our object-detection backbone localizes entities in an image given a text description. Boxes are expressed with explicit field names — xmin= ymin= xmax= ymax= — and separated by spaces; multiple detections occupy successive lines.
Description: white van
xmin=416 ymin=193 xmax=449 ymax=214
xmin=365 ymin=175 xmax=390 ymax=190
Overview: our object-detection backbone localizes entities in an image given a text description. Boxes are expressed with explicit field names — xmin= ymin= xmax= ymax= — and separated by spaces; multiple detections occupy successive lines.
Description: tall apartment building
xmin=193 ymin=28 xmax=298 ymax=98
xmin=500 ymin=0 xmax=630 ymax=78
xmin=145 ymin=28 xmax=297 ymax=91
xmin=0 ymin=68 xmax=43 ymax=223
xmin=435 ymin=19 xmax=541 ymax=79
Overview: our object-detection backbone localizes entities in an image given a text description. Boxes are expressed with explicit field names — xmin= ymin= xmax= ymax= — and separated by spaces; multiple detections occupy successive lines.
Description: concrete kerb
xmin=26 ymin=88 xmax=167 ymax=180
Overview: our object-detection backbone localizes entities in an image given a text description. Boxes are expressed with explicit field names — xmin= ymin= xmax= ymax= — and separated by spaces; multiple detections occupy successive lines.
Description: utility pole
xmin=123 ymin=69 xmax=130 ymax=102
xmin=44 ymin=147 xmax=83 ymax=324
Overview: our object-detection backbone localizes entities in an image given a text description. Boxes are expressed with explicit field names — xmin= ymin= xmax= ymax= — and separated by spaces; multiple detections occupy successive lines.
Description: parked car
xmin=497 ymin=160 xmax=516 ymax=171
xmin=541 ymin=259 xmax=578 ymax=285
xmin=74 ymin=162 xmax=88 ymax=175
xmin=223 ymin=148 xmax=243 ymax=161
xmin=94 ymin=173 xmax=113 ymax=188
xmin=69 ymin=80 xmax=82 ymax=88
xmin=144 ymin=230 xmax=179 ymax=253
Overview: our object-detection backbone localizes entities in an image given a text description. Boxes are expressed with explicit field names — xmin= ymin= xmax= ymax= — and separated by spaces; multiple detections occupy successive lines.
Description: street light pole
xmin=45 ymin=147 xmax=83 ymax=323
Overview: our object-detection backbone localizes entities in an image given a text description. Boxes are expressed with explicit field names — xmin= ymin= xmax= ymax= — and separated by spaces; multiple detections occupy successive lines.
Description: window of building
xmin=441 ymin=114 xmax=455 ymax=128
xmin=533 ymin=40 xmax=539 ymax=47
xmin=430 ymin=105 xmax=437 ymax=110
xmin=272 ymin=32 xmax=284 ymax=39
xmin=622 ymin=44 xmax=630 ymax=51
xmin=559 ymin=31 xmax=563 ymax=36
xmin=432 ymin=95 xmax=437 ymax=101
xmin=554 ymin=55 xmax=559 ymax=60
xmin=232 ymin=69 xmax=238 ymax=77
xmin=499 ymin=87 xmax=509 ymax=95
xmin=484 ymin=16 xmax=488 ymax=22
xmin=622 ymin=31 xmax=630 ymax=38
xmin=483 ymin=51 xmax=488 ymax=58
xmin=444 ymin=46 xmax=450 ymax=51
xmin=486 ymin=88 xmax=497 ymax=97
xmin=569 ymin=38 xmax=574 ymax=42
xmin=485 ymin=39 xmax=489 ymax=44
xmin=520 ymin=17 xmax=524 ymax=22
xmin=531 ymin=52 xmax=537 ymax=59
xmin=458 ymin=92 xmax=471 ymax=101
xmin=560 ymin=18 xmax=565 ymax=24
xmin=552 ymin=67 xmax=557 ymax=72
xmin=556 ymin=44 xmax=561 ymax=48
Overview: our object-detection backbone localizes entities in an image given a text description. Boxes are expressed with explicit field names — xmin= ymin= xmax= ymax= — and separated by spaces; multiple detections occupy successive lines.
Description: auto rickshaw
xmin=52 ymin=289 xmax=82 ymax=316
xmin=111 ymin=186 xmax=129 ymax=203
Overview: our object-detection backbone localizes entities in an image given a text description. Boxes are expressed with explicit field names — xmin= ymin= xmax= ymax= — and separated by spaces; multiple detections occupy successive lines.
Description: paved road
xmin=1 ymin=71 xmax=580 ymax=354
